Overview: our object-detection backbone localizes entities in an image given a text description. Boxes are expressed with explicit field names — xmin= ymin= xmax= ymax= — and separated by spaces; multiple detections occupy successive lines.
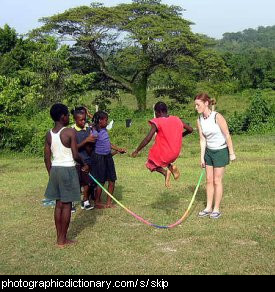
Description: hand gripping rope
xmin=88 ymin=169 xmax=204 ymax=229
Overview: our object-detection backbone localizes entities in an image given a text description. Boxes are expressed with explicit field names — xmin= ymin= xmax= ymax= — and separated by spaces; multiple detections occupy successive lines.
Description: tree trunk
xmin=132 ymin=73 xmax=148 ymax=111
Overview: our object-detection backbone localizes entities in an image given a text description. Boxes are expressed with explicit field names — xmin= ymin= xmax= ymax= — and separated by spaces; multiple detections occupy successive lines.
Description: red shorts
xmin=146 ymin=159 xmax=159 ymax=172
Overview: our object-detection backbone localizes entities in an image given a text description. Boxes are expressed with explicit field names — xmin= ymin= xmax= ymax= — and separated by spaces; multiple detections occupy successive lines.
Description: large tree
xmin=35 ymin=0 xmax=202 ymax=110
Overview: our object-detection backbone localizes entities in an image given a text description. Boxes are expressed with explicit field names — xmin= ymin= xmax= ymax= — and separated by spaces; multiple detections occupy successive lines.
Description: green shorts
xmin=44 ymin=166 xmax=81 ymax=203
xmin=205 ymin=147 xmax=229 ymax=168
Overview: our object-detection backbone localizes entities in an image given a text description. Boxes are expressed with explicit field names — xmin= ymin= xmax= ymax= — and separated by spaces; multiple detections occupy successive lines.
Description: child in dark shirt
xmin=72 ymin=107 xmax=97 ymax=210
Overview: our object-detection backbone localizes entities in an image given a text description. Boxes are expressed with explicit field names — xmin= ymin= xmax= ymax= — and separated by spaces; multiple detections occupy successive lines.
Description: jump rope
xmin=88 ymin=169 xmax=205 ymax=229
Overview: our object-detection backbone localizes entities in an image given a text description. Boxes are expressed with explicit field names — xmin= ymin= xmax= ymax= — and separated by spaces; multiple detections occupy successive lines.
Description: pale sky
xmin=0 ymin=0 xmax=274 ymax=39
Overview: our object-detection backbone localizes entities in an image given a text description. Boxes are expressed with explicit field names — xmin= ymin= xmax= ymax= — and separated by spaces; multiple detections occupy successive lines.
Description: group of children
xmin=71 ymin=106 xmax=126 ymax=211
xmin=44 ymin=101 xmax=193 ymax=247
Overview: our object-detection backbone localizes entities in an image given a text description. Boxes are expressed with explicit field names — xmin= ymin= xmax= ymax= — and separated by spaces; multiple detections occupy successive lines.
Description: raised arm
xmin=131 ymin=123 xmax=157 ymax=157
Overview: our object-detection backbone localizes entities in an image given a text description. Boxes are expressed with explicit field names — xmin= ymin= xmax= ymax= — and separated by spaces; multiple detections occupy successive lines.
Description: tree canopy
xmin=35 ymin=0 xmax=202 ymax=110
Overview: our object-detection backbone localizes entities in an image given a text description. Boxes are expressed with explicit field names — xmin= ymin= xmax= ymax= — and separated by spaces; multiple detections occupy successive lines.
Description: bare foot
xmin=105 ymin=203 xmax=116 ymax=208
xmin=165 ymin=169 xmax=171 ymax=188
xmin=170 ymin=165 xmax=180 ymax=180
xmin=57 ymin=239 xmax=77 ymax=248
xmin=65 ymin=239 xmax=77 ymax=245
xmin=95 ymin=203 xmax=105 ymax=209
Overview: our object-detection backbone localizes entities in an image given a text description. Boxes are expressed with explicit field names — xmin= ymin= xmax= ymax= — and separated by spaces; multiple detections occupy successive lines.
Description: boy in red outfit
xmin=132 ymin=102 xmax=193 ymax=187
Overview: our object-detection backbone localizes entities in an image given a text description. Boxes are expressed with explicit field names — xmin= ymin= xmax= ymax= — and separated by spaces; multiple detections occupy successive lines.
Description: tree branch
xmin=87 ymin=41 xmax=133 ymax=92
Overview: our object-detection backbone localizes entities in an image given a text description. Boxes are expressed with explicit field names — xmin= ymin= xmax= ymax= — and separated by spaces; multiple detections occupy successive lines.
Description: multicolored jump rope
xmin=88 ymin=169 xmax=205 ymax=229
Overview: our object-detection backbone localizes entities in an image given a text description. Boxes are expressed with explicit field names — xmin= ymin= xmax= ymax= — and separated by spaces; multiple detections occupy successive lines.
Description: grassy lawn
xmin=0 ymin=133 xmax=274 ymax=275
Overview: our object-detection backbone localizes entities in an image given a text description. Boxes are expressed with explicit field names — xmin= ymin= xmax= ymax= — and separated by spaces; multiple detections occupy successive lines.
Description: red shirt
xmin=148 ymin=116 xmax=184 ymax=167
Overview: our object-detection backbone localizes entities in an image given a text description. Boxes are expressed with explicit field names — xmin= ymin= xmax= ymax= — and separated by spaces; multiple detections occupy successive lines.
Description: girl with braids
xmin=91 ymin=111 xmax=126 ymax=208
xmin=195 ymin=93 xmax=236 ymax=219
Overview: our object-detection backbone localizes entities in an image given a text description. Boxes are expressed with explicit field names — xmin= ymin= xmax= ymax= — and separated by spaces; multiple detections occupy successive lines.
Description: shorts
xmin=146 ymin=159 xmax=158 ymax=172
xmin=205 ymin=147 xmax=229 ymax=168
xmin=90 ymin=153 xmax=117 ymax=183
xmin=44 ymin=166 xmax=81 ymax=202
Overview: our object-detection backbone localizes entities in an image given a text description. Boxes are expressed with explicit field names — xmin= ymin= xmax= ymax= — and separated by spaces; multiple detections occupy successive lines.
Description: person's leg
xmin=213 ymin=167 xmax=225 ymax=213
xmin=106 ymin=181 xmax=115 ymax=208
xmin=61 ymin=202 xmax=73 ymax=244
xmin=56 ymin=202 xmax=74 ymax=246
xmin=81 ymin=185 xmax=93 ymax=210
xmin=168 ymin=163 xmax=180 ymax=180
xmin=94 ymin=185 xmax=104 ymax=208
xmin=155 ymin=167 xmax=171 ymax=188
xmin=205 ymin=165 xmax=214 ymax=211
xmin=54 ymin=200 xmax=62 ymax=243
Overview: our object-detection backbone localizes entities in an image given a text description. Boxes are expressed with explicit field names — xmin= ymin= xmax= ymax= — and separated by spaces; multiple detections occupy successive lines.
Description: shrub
xmin=0 ymin=116 xmax=35 ymax=151
xmin=109 ymin=105 xmax=134 ymax=121
xmin=228 ymin=112 xmax=246 ymax=134
xmin=228 ymin=91 xmax=274 ymax=134
xmin=244 ymin=91 xmax=271 ymax=130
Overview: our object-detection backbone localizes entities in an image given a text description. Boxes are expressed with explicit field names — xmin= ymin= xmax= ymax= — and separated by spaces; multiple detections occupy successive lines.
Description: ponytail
xmin=210 ymin=98 xmax=216 ymax=111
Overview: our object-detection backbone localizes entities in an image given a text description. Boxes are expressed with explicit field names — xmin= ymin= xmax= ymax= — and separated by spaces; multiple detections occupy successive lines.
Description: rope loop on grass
xmin=88 ymin=169 xmax=204 ymax=229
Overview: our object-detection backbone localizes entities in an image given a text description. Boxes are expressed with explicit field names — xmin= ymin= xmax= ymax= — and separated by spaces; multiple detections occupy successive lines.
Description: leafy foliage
xmin=36 ymin=0 xmax=202 ymax=110
xmin=0 ymin=24 xmax=17 ymax=55
xmin=228 ymin=91 xmax=274 ymax=134
xmin=217 ymin=25 xmax=275 ymax=52
xmin=0 ymin=5 xmax=275 ymax=154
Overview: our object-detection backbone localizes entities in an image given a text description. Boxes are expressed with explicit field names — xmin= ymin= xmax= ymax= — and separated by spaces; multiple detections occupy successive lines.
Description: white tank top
xmin=51 ymin=127 xmax=76 ymax=167
xmin=199 ymin=111 xmax=227 ymax=150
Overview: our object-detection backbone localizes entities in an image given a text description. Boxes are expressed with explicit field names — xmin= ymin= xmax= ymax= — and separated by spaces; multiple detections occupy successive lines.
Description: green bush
xmin=109 ymin=105 xmax=134 ymax=121
xmin=0 ymin=110 xmax=53 ymax=155
xmin=228 ymin=112 xmax=246 ymax=134
xmin=228 ymin=91 xmax=274 ymax=134
xmin=244 ymin=91 xmax=271 ymax=130
xmin=108 ymin=120 xmax=151 ymax=151
xmin=0 ymin=117 xmax=35 ymax=151
xmin=196 ymin=80 xmax=239 ymax=98
xmin=23 ymin=111 xmax=53 ymax=155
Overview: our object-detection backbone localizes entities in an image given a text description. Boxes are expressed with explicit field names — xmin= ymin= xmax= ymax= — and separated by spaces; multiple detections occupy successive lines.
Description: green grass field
xmin=0 ymin=133 xmax=274 ymax=275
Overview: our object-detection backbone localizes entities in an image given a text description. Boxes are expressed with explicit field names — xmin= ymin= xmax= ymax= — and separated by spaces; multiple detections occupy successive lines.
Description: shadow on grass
xmin=150 ymin=185 xmax=206 ymax=212
xmin=99 ymin=184 xmax=123 ymax=204
xmin=189 ymin=186 xmax=205 ymax=203
xmin=68 ymin=185 xmax=124 ymax=239
xmin=68 ymin=208 xmax=99 ymax=240
xmin=150 ymin=191 xmax=180 ymax=211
